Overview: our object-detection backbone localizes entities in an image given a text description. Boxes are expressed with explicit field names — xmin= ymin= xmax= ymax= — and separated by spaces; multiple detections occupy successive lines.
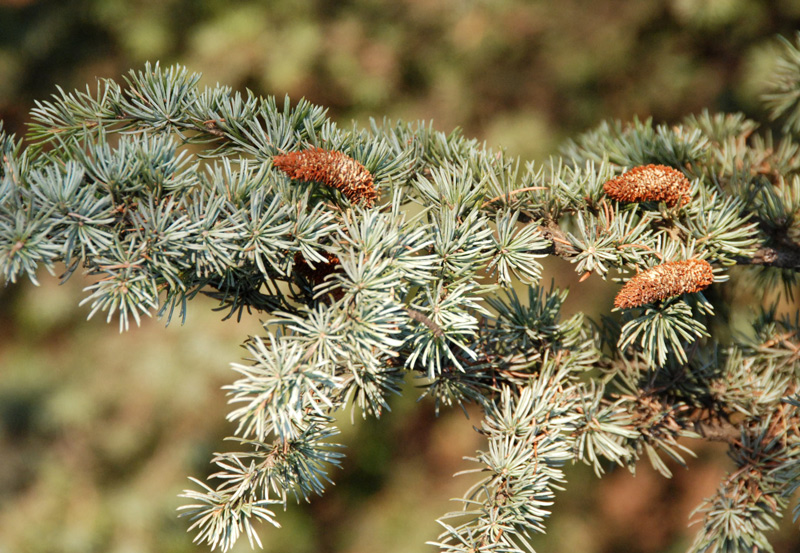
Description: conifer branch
xmin=3 ymin=51 xmax=800 ymax=552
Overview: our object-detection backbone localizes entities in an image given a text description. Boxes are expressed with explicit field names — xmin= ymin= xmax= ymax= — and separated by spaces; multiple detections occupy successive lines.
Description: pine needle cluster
xmin=2 ymin=32 xmax=800 ymax=553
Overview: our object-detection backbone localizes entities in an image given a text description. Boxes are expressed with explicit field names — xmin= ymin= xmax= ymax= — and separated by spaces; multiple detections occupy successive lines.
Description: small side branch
xmin=735 ymin=245 xmax=800 ymax=270
xmin=406 ymin=308 xmax=445 ymax=338
xmin=692 ymin=421 xmax=741 ymax=444
xmin=538 ymin=220 xmax=579 ymax=258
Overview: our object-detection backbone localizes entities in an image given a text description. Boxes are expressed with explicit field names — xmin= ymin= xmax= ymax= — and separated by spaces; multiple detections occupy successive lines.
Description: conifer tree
xmin=2 ymin=32 xmax=800 ymax=553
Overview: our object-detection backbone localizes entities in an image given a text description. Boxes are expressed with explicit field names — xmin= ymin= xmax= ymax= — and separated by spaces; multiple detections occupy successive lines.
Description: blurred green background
xmin=2 ymin=1 xmax=800 ymax=552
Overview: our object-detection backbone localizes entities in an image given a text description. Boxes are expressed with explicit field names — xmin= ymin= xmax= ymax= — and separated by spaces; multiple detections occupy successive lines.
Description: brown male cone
xmin=603 ymin=164 xmax=691 ymax=207
xmin=614 ymin=259 xmax=714 ymax=309
xmin=293 ymin=251 xmax=341 ymax=287
xmin=273 ymin=147 xmax=378 ymax=207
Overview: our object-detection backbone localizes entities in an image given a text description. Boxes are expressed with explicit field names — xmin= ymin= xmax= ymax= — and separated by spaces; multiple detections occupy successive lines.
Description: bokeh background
xmin=1 ymin=1 xmax=800 ymax=552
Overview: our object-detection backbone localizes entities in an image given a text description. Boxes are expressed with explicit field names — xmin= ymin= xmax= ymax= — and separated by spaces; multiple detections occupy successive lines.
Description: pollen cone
xmin=273 ymin=148 xmax=378 ymax=207
xmin=603 ymin=164 xmax=690 ymax=207
xmin=614 ymin=259 xmax=714 ymax=309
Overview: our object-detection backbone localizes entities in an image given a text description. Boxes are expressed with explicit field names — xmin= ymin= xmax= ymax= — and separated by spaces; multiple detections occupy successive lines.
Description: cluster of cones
xmin=602 ymin=164 xmax=712 ymax=308
xmin=274 ymin=148 xmax=713 ymax=311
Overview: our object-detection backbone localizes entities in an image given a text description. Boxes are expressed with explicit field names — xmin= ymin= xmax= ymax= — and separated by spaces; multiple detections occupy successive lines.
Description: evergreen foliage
xmin=2 ymin=32 xmax=800 ymax=553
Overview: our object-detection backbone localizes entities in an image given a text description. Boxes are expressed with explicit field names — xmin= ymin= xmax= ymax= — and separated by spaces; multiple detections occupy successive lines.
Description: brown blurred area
xmin=2 ymin=1 xmax=800 ymax=552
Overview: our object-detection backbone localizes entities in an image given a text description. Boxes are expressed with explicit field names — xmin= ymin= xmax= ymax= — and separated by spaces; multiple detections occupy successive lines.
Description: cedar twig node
xmin=603 ymin=164 xmax=691 ymax=207
xmin=614 ymin=258 xmax=714 ymax=309
xmin=273 ymin=147 xmax=378 ymax=207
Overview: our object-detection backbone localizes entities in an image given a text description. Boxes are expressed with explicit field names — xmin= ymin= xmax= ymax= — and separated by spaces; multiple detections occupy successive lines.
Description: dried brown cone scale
xmin=603 ymin=164 xmax=691 ymax=207
xmin=273 ymin=147 xmax=378 ymax=207
xmin=293 ymin=251 xmax=345 ymax=302
xmin=293 ymin=251 xmax=341 ymax=287
xmin=614 ymin=259 xmax=714 ymax=309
